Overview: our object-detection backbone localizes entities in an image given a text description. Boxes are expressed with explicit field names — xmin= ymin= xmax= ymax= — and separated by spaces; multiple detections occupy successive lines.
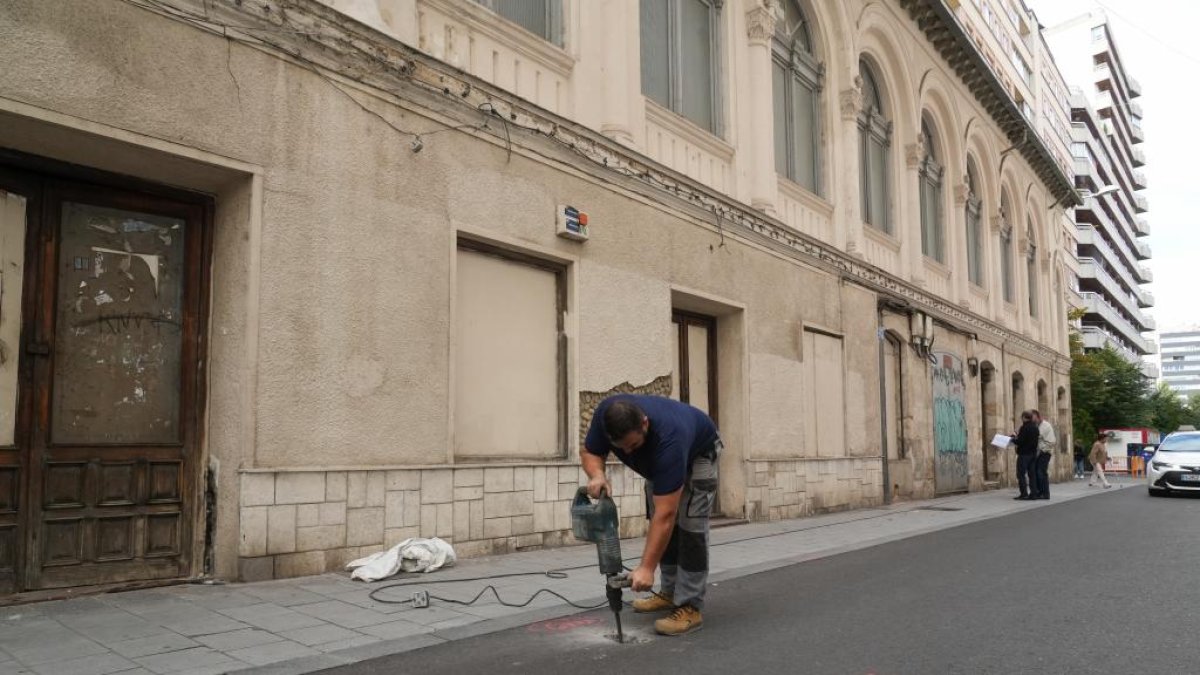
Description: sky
xmin=1028 ymin=0 xmax=1199 ymax=342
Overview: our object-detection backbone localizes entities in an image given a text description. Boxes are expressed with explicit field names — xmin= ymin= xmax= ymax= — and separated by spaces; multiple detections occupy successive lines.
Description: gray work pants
xmin=644 ymin=437 xmax=721 ymax=610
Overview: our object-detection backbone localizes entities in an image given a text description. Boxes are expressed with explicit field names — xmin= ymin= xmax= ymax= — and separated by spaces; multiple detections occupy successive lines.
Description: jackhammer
xmin=571 ymin=487 xmax=632 ymax=642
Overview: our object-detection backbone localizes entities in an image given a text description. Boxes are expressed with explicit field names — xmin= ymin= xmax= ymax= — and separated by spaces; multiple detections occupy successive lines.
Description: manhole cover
xmin=914 ymin=506 xmax=964 ymax=512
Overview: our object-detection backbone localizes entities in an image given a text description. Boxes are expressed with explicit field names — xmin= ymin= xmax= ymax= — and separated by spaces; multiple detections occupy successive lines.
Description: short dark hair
xmin=1021 ymin=411 xmax=1033 ymax=422
xmin=604 ymin=400 xmax=645 ymax=443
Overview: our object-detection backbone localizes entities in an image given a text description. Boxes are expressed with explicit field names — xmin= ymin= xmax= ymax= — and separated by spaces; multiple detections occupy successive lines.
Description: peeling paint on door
xmin=52 ymin=202 xmax=185 ymax=445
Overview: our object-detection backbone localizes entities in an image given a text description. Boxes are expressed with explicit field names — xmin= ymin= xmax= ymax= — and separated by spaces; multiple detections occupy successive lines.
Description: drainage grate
xmin=914 ymin=506 xmax=964 ymax=512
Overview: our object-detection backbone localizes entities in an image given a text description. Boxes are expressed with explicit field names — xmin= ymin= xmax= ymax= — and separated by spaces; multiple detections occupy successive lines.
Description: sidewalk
xmin=0 ymin=478 xmax=1137 ymax=675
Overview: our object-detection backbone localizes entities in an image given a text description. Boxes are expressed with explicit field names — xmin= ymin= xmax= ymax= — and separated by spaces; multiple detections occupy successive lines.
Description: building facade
xmin=1160 ymin=329 xmax=1200 ymax=399
xmin=1045 ymin=15 xmax=1156 ymax=376
xmin=0 ymin=0 xmax=1076 ymax=597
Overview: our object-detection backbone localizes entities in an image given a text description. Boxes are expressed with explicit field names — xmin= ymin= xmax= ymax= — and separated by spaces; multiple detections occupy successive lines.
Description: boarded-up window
xmin=455 ymin=244 xmax=563 ymax=458
xmin=801 ymin=329 xmax=845 ymax=458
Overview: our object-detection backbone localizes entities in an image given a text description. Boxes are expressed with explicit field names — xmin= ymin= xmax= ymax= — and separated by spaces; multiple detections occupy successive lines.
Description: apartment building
xmin=1046 ymin=14 xmax=1155 ymax=377
xmin=0 ymin=0 xmax=1077 ymax=596
xmin=1160 ymin=329 xmax=1200 ymax=399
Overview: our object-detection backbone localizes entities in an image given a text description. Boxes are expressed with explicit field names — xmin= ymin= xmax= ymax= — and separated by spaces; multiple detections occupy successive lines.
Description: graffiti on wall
xmin=932 ymin=352 xmax=968 ymax=493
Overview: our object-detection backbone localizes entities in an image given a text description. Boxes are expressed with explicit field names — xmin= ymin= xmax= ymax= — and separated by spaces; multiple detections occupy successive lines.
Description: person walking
xmin=1089 ymin=433 xmax=1112 ymax=488
xmin=581 ymin=394 xmax=721 ymax=636
xmin=1013 ymin=411 xmax=1040 ymax=500
xmin=1031 ymin=409 xmax=1056 ymax=500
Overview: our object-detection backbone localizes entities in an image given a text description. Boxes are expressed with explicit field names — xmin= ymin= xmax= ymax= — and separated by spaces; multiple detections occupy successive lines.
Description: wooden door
xmin=670 ymin=311 xmax=718 ymax=423
xmin=2 ymin=164 xmax=209 ymax=593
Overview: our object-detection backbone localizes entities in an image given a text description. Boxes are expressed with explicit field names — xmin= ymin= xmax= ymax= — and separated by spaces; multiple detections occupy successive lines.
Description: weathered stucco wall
xmin=0 ymin=0 xmax=1072 ymax=582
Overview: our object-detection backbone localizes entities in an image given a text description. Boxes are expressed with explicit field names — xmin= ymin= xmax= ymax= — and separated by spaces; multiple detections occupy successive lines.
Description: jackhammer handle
xmin=607 ymin=573 xmax=632 ymax=589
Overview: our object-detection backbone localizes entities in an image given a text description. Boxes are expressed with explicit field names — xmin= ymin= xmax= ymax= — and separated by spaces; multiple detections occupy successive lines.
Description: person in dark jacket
xmin=1013 ymin=411 xmax=1040 ymax=500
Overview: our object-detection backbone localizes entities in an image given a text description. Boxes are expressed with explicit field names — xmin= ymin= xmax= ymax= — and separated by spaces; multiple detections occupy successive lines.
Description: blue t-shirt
xmin=584 ymin=394 xmax=718 ymax=495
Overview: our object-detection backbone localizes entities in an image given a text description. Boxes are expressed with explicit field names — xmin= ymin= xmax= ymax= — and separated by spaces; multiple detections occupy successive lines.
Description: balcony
xmin=1142 ymin=362 xmax=1160 ymax=380
xmin=1078 ymin=257 xmax=1155 ymax=326
xmin=1080 ymin=292 xmax=1154 ymax=349
xmin=1135 ymin=217 xmax=1151 ymax=236
xmin=1129 ymin=75 xmax=1143 ymax=97
xmin=1134 ymin=194 xmax=1149 ymax=213
xmin=1132 ymin=170 xmax=1147 ymax=190
xmin=1135 ymin=239 xmax=1152 ymax=259
xmin=1073 ymin=156 xmax=1095 ymax=180
xmin=1080 ymin=325 xmax=1148 ymax=362
xmin=1131 ymin=122 xmax=1145 ymax=144
xmin=1131 ymin=146 xmax=1146 ymax=167
xmin=1136 ymin=265 xmax=1153 ymax=284
xmin=1139 ymin=288 xmax=1155 ymax=309
xmin=1094 ymin=90 xmax=1115 ymax=113
xmin=1076 ymin=226 xmax=1144 ymax=289
xmin=1130 ymin=100 xmax=1143 ymax=117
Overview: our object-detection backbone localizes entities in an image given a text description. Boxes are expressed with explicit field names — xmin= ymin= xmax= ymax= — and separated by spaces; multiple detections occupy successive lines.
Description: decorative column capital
xmin=905 ymin=139 xmax=926 ymax=169
xmin=953 ymin=183 xmax=970 ymax=207
xmin=839 ymin=76 xmax=863 ymax=121
xmin=746 ymin=0 xmax=780 ymax=46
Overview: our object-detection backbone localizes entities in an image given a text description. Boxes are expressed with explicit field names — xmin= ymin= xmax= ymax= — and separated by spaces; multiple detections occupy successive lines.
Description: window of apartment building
xmin=1026 ymin=222 xmax=1038 ymax=318
xmin=640 ymin=0 xmax=723 ymax=133
xmin=1091 ymin=25 xmax=1104 ymax=42
xmin=859 ymin=60 xmax=892 ymax=232
xmin=1071 ymin=142 xmax=1089 ymax=160
xmin=1000 ymin=192 xmax=1015 ymax=303
xmin=801 ymin=328 xmax=845 ymax=457
xmin=475 ymin=0 xmax=563 ymax=46
xmin=918 ymin=118 xmax=944 ymax=260
xmin=772 ymin=0 xmax=822 ymax=194
xmin=454 ymin=241 xmax=565 ymax=458
xmin=965 ymin=157 xmax=984 ymax=286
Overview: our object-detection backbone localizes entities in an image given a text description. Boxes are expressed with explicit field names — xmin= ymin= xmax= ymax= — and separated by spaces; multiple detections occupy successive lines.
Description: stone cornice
xmin=152 ymin=0 xmax=1069 ymax=369
xmin=897 ymin=0 xmax=1079 ymax=208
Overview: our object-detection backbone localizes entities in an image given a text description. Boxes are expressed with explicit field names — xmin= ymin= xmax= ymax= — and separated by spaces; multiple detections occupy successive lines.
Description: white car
xmin=1148 ymin=431 xmax=1200 ymax=496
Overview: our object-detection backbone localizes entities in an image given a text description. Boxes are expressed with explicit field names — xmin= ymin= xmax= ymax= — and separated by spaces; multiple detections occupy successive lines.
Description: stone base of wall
xmin=237 ymin=463 xmax=648 ymax=581
xmin=744 ymin=458 xmax=884 ymax=521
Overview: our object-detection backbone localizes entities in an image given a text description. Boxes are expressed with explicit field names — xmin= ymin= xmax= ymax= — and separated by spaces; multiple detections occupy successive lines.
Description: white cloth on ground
xmin=346 ymin=537 xmax=457 ymax=582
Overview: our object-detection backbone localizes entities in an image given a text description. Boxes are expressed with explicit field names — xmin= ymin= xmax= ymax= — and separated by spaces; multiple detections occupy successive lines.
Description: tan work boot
xmin=631 ymin=592 xmax=674 ymax=613
xmin=654 ymin=604 xmax=702 ymax=636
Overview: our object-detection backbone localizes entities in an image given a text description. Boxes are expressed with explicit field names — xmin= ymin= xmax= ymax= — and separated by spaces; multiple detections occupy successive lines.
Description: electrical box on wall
xmin=556 ymin=205 xmax=589 ymax=241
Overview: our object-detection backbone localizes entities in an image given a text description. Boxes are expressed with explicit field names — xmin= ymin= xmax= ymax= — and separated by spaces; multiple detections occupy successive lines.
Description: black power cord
xmin=367 ymin=560 xmax=673 ymax=611
xmin=367 ymin=498 xmax=968 ymax=611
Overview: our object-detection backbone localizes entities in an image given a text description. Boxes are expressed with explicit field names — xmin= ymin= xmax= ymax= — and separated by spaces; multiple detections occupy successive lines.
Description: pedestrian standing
xmin=581 ymin=394 xmax=721 ymax=636
xmin=1073 ymin=443 xmax=1087 ymax=480
xmin=1013 ymin=411 xmax=1040 ymax=500
xmin=1032 ymin=409 xmax=1056 ymax=500
xmin=1088 ymin=433 xmax=1112 ymax=488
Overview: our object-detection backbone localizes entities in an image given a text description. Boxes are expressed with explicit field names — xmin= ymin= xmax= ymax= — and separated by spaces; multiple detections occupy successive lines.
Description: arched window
xmin=1000 ymin=191 xmax=1015 ymax=303
xmin=858 ymin=60 xmax=891 ymax=232
xmin=772 ymin=1 xmax=823 ymax=193
xmin=918 ymin=118 xmax=944 ymax=260
xmin=1026 ymin=221 xmax=1038 ymax=318
xmin=965 ymin=158 xmax=984 ymax=285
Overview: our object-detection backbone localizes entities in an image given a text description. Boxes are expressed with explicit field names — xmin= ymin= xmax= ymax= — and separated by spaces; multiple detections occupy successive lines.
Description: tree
xmin=1069 ymin=338 xmax=1150 ymax=442
xmin=1149 ymin=382 xmax=1190 ymax=436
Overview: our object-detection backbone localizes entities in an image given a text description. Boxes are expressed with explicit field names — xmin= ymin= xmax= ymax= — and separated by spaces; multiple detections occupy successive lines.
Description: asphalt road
xmin=321 ymin=487 xmax=1200 ymax=675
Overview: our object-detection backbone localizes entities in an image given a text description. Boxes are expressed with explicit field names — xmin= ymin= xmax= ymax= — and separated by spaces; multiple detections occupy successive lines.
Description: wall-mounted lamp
xmin=967 ymin=356 xmax=980 ymax=377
